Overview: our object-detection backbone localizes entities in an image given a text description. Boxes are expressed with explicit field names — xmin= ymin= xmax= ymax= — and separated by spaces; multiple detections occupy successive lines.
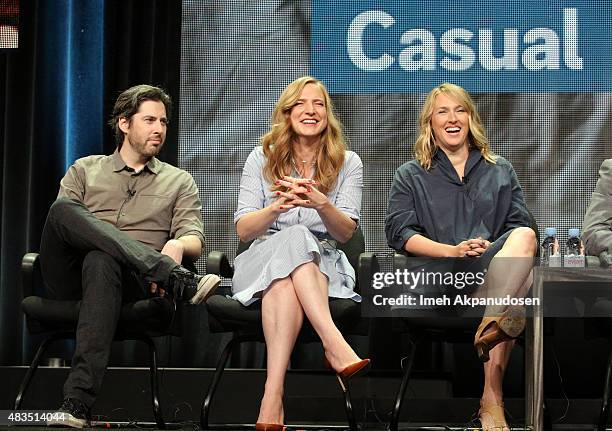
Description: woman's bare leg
xmin=290 ymin=262 xmax=361 ymax=371
xmin=477 ymin=227 xmax=536 ymax=430
xmin=256 ymin=277 xmax=304 ymax=425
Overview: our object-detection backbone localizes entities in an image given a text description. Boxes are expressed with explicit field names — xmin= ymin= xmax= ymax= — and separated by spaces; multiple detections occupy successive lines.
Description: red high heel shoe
xmin=323 ymin=357 xmax=371 ymax=392
xmin=474 ymin=305 xmax=526 ymax=362
xmin=255 ymin=423 xmax=284 ymax=431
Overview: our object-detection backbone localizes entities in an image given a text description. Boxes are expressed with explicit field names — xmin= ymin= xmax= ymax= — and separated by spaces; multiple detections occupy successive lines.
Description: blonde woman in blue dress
xmin=232 ymin=76 xmax=369 ymax=430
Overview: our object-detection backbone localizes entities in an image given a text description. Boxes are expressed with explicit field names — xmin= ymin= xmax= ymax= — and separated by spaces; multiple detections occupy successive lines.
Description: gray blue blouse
xmin=234 ymin=146 xmax=363 ymax=234
xmin=385 ymin=148 xmax=530 ymax=252
xmin=230 ymin=146 xmax=363 ymax=306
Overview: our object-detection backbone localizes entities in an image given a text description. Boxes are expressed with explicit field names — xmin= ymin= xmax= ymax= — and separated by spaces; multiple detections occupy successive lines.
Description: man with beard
xmin=42 ymin=85 xmax=220 ymax=427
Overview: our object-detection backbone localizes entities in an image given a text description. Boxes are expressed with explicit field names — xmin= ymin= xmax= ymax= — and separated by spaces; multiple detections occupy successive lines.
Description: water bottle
xmin=541 ymin=227 xmax=561 ymax=267
xmin=563 ymin=228 xmax=585 ymax=267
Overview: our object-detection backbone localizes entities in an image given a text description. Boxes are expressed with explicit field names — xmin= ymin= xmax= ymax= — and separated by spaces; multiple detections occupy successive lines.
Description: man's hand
xmin=151 ymin=239 xmax=185 ymax=296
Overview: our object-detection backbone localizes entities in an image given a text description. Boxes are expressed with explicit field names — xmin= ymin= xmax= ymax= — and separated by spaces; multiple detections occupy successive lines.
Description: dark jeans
xmin=39 ymin=198 xmax=178 ymax=408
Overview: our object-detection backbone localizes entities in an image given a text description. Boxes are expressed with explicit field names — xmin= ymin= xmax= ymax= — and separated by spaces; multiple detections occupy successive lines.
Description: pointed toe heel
xmin=323 ymin=357 xmax=371 ymax=392
xmin=338 ymin=358 xmax=371 ymax=380
xmin=255 ymin=423 xmax=284 ymax=431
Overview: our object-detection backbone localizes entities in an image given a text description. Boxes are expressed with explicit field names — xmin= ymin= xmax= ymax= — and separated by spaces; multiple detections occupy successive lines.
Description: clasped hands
xmin=272 ymin=175 xmax=328 ymax=213
xmin=455 ymin=237 xmax=490 ymax=257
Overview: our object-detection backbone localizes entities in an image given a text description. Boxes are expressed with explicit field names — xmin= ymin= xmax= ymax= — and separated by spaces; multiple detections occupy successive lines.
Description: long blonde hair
xmin=261 ymin=76 xmax=346 ymax=195
xmin=414 ymin=83 xmax=496 ymax=169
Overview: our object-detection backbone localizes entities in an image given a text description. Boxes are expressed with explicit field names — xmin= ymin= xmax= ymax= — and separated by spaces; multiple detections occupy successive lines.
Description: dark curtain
xmin=0 ymin=0 xmax=182 ymax=366
xmin=103 ymin=1 xmax=182 ymax=165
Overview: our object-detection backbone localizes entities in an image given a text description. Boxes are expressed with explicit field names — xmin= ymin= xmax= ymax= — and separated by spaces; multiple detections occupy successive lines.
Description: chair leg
xmin=389 ymin=349 xmax=416 ymax=431
xmin=333 ymin=375 xmax=358 ymax=431
xmin=598 ymin=349 xmax=612 ymax=431
xmin=143 ymin=337 xmax=165 ymax=429
xmin=200 ymin=334 xmax=259 ymax=429
xmin=543 ymin=398 xmax=553 ymax=431
xmin=14 ymin=337 xmax=55 ymax=410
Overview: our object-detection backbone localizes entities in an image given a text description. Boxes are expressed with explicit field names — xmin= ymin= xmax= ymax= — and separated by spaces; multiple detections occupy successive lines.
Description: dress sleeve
xmin=385 ymin=164 xmax=425 ymax=251
xmin=583 ymin=159 xmax=612 ymax=255
xmin=171 ymin=173 xmax=205 ymax=247
xmin=334 ymin=152 xmax=363 ymax=221
xmin=234 ymin=148 xmax=266 ymax=223
xmin=502 ymin=164 xmax=531 ymax=233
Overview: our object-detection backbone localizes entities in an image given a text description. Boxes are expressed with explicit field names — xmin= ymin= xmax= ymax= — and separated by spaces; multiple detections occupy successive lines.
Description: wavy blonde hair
xmin=414 ymin=82 xmax=496 ymax=169
xmin=261 ymin=76 xmax=346 ymax=195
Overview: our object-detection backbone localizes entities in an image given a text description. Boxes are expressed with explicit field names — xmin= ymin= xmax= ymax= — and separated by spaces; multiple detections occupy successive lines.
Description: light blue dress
xmin=231 ymin=146 xmax=363 ymax=306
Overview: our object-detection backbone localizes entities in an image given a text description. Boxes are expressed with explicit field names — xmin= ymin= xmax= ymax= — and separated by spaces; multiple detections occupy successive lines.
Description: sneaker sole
xmin=190 ymin=274 xmax=221 ymax=305
xmin=48 ymin=414 xmax=89 ymax=428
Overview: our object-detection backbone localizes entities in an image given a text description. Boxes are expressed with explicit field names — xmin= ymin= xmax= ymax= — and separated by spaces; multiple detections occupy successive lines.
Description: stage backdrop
xmin=179 ymin=0 xmax=612 ymax=274
xmin=178 ymin=0 xmax=612 ymax=385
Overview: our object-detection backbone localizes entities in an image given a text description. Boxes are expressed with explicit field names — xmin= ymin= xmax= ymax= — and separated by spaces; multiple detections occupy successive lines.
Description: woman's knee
xmin=281 ymin=225 xmax=313 ymax=247
xmin=505 ymin=227 xmax=537 ymax=256
xmin=265 ymin=276 xmax=295 ymax=298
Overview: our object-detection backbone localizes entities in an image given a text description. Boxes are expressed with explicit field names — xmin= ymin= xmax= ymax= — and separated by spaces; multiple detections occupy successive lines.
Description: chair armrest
xmin=207 ymin=251 xmax=234 ymax=278
xmin=585 ymin=252 xmax=612 ymax=268
xmin=393 ymin=252 xmax=409 ymax=268
xmin=598 ymin=251 xmax=612 ymax=268
xmin=21 ymin=252 xmax=40 ymax=298
xmin=357 ymin=252 xmax=379 ymax=292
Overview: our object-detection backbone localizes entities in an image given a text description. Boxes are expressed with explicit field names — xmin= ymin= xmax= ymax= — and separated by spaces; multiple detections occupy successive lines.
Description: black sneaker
xmin=47 ymin=397 xmax=91 ymax=428
xmin=166 ymin=266 xmax=221 ymax=305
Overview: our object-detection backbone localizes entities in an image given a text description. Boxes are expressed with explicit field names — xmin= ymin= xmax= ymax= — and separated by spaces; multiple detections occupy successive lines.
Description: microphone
xmin=461 ymin=176 xmax=468 ymax=184
xmin=127 ymin=186 xmax=136 ymax=198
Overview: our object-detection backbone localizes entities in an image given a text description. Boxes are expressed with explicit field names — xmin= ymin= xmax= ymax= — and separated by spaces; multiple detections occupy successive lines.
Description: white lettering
xmin=563 ymin=8 xmax=583 ymax=69
xmin=345 ymin=7 xmax=583 ymax=73
xmin=398 ymin=29 xmax=436 ymax=71
xmin=522 ymin=28 xmax=560 ymax=70
xmin=347 ymin=10 xmax=395 ymax=71
xmin=440 ymin=28 xmax=475 ymax=71
xmin=479 ymin=28 xmax=519 ymax=70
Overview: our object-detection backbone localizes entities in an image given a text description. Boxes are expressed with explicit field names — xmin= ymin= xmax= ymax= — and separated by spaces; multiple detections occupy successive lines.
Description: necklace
xmin=292 ymin=157 xmax=316 ymax=179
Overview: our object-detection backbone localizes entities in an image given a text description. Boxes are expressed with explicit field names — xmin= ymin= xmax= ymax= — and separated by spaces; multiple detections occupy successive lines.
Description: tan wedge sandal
xmin=478 ymin=400 xmax=511 ymax=431
xmin=474 ymin=305 xmax=526 ymax=362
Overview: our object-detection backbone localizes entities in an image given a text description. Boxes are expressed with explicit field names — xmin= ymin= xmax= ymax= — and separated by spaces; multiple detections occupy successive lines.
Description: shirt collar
xmin=112 ymin=149 xmax=160 ymax=174
xmin=432 ymin=147 xmax=483 ymax=181
xmin=433 ymin=147 xmax=482 ymax=167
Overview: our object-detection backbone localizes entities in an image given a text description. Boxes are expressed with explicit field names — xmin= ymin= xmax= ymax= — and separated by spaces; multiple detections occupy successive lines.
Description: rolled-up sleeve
xmin=335 ymin=152 xmax=363 ymax=221
xmin=583 ymin=159 xmax=612 ymax=256
xmin=385 ymin=165 xmax=423 ymax=251
xmin=502 ymin=165 xmax=531 ymax=233
xmin=171 ymin=174 xmax=205 ymax=247
xmin=234 ymin=148 xmax=266 ymax=223
xmin=58 ymin=163 xmax=86 ymax=201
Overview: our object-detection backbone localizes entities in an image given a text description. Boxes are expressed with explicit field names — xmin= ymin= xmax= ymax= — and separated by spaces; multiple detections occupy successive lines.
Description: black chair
xmin=200 ymin=227 xmax=377 ymax=430
xmin=386 ymin=220 xmax=540 ymax=430
xmin=381 ymin=252 xmax=483 ymax=430
xmin=14 ymin=252 xmax=187 ymax=429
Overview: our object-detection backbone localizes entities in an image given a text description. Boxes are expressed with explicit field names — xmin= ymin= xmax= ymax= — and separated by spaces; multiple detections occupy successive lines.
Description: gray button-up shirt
xmin=385 ymin=149 xmax=530 ymax=252
xmin=58 ymin=150 xmax=204 ymax=251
